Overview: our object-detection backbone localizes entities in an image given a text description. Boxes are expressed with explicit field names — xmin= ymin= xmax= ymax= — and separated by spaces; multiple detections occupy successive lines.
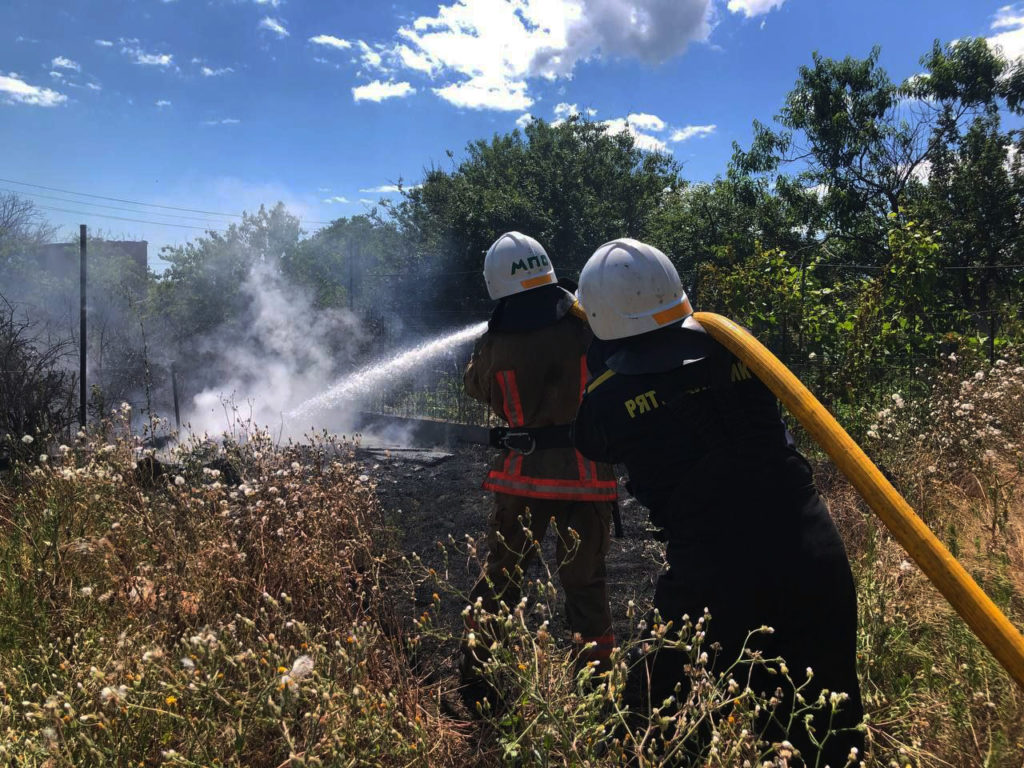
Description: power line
xmin=1 ymin=187 xmax=235 ymax=226
xmin=33 ymin=204 xmax=230 ymax=232
xmin=0 ymin=177 xmax=335 ymax=225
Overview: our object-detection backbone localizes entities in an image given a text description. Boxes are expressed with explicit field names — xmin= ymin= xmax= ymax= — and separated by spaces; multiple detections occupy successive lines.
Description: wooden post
xmin=171 ymin=363 xmax=181 ymax=431
xmin=79 ymin=225 xmax=87 ymax=428
xmin=989 ymin=312 xmax=997 ymax=366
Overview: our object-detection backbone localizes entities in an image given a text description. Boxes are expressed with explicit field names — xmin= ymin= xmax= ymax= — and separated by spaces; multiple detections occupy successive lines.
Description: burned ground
xmin=353 ymin=442 xmax=667 ymax=681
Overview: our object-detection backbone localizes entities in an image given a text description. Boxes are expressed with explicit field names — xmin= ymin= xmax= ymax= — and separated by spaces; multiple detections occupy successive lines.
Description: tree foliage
xmin=385 ymin=118 xmax=681 ymax=310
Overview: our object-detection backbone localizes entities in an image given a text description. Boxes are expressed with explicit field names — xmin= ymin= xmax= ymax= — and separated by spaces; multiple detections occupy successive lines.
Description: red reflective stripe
xmin=495 ymin=371 xmax=515 ymax=474
xmin=495 ymin=371 xmax=514 ymax=424
xmin=489 ymin=362 xmax=613 ymax=497
xmin=484 ymin=471 xmax=618 ymax=501
xmin=483 ymin=483 xmax=619 ymax=502
xmin=487 ymin=472 xmax=616 ymax=488
xmin=574 ymin=356 xmax=590 ymax=482
xmin=504 ymin=370 xmax=524 ymax=427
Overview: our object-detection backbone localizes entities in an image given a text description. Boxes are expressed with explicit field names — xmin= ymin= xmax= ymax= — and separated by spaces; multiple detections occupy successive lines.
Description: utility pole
xmin=79 ymin=225 xmax=87 ymax=429
xmin=171 ymin=363 xmax=181 ymax=431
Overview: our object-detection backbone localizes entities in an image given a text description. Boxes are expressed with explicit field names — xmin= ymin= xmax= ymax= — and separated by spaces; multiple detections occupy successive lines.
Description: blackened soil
xmin=354 ymin=443 xmax=666 ymax=678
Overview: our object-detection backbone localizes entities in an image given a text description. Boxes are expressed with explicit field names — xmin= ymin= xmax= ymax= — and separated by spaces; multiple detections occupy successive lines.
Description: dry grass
xmin=814 ymin=349 xmax=1024 ymax=767
xmin=0 ymin=415 xmax=472 ymax=766
xmin=2 ymin=348 xmax=1023 ymax=767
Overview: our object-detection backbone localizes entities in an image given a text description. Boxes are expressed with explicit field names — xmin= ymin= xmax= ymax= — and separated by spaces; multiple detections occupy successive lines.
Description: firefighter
xmin=462 ymin=232 xmax=619 ymax=706
xmin=573 ymin=238 xmax=864 ymax=765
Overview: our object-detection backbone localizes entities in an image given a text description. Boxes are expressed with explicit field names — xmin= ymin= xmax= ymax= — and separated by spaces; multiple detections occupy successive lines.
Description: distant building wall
xmin=37 ymin=240 xmax=148 ymax=275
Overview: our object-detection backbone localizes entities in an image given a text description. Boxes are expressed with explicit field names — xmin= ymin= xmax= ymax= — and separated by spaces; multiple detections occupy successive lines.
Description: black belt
xmin=488 ymin=424 xmax=574 ymax=455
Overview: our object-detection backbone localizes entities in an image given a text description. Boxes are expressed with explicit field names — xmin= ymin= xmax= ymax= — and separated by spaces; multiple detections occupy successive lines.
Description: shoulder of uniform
xmin=586 ymin=368 xmax=616 ymax=394
xmin=568 ymin=301 xmax=588 ymax=322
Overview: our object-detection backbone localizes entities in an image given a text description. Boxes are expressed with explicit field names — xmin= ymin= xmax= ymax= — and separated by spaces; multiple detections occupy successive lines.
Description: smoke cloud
xmin=185 ymin=263 xmax=365 ymax=439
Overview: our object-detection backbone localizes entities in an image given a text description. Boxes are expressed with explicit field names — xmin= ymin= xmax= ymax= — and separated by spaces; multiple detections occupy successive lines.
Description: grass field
xmin=1 ymin=352 xmax=1022 ymax=766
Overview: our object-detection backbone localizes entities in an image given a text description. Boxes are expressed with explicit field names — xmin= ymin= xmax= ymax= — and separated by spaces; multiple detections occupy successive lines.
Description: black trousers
xmin=645 ymin=454 xmax=864 ymax=766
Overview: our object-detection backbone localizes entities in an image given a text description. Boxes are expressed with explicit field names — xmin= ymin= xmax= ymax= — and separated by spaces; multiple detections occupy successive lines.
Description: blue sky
xmin=2 ymin=0 xmax=1022 ymax=265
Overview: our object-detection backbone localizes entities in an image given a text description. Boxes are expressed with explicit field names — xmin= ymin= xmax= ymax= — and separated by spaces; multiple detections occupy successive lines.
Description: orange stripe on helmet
xmin=520 ymin=273 xmax=555 ymax=290
xmin=652 ymin=298 xmax=693 ymax=326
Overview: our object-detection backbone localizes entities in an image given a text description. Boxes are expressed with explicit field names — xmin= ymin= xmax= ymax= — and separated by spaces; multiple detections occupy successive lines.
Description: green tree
xmin=386 ymin=118 xmax=681 ymax=313
xmin=732 ymin=48 xmax=934 ymax=264
xmin=152 ymin=203 xmax=302 ymax=344
xmin=906 ymin=38 xmax=1024 ymax=321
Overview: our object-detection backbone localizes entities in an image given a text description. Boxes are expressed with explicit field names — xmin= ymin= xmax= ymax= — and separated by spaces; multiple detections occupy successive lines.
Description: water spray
xmin=287 ymin=321 xmax=488 ymax=423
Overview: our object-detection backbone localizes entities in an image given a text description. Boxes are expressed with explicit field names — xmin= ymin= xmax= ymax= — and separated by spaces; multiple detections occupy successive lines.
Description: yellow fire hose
xmin=694 ymin=312 xmax=1024 ymax=691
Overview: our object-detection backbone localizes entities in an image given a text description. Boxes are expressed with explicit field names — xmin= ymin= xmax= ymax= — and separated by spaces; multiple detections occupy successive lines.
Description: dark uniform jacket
xmin=574 ymin=323 xmax=792 ymax=528
xmin=465 ymin=287 xmax=617 ymax=502
xmin=574 ymin=321 xmax=865 ymax=764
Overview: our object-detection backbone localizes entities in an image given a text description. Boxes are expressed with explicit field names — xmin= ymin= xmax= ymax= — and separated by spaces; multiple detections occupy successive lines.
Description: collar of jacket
xmin=488 ymin=284 xmax=577 ymax=333
xmin=590 ymin=317 xmax=715 ymax=375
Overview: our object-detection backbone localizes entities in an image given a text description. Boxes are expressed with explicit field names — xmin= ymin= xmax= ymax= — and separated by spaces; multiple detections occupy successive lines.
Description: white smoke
xmin=185 ymin=263 xmax=366 ymax=439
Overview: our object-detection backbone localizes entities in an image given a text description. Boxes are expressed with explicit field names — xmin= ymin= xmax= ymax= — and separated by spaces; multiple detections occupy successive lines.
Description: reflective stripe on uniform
xmin=587 ymin=368 xmax=615 ymax=394
xmin=483 ymin=473 xmax=617 ymax=501
xmin=488 ymin=360 xmax=617 ymax=502
xmin=495 ymin=370 xmax=523 ymax=475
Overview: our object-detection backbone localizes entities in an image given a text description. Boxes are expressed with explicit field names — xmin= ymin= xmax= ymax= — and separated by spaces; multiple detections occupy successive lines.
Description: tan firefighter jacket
xmin=464 ymin=304 xmax=617 ymax=502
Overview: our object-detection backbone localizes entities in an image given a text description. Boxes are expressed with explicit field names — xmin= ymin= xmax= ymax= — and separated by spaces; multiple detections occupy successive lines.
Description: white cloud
xmin=395 ymin=44 xmax=438 ymax=74
xmin=358 ymin=183 xmax=420 ymax=194
xmin=86 ymin=82 xmax=102 ymax=91
xmin=322 ymin=196 xmax=349 ymax=204
xmin=434 ymin=76 xmax=531 ymax=110
xmin=727 ymin=0 xmax=787 ymax=18
xmin=352 ymin=79 xmax=415 ymax=103
xmin=310 ymin=34 xmax=351 ymax=50
xmin=669 ymin=124 xmax=716 ymax=141
xmin=993 ymin=4 xmax=1024 ymax=30
xmin=988 ymin=4 xmax=1024 ymax=60
xmin=356 ymin=40 xmax=386 ymax=71
xmin=515 ymin=112 xmax=534 ymax=128
xmin=201 ymin=66 xmax=234 ymax=76
xmin=95 ymin=39 xmax=114 ymax=47
xmin=49 ymin=71 xmax=64 ymax=80
xmin=122 ymin=44 xmax=174 ymax=67
xmin=0 ymin=72 xmax=67 ymax=107
xmin=627 ymin=112 xmax=666 ymax=131
xmin=393 ymin=0 xmax=711 ymax=111
xmin=317 ymin=186 xmax=331 ymax=192
xmin=203 ymin=118 xmax=241 ymax=125
xmin=603 ymin=117 xmax=667 ymax=153
xmin=358 ymin=198 xmax=375 ymax=204
xmin=554 ymin=102 xmax=579 ymax=119
xmin=259 ymin=17 xmax=290 ymax=38
xmin=254 ymin=0 xmax=282 ymax=6
xmin=909 ymin=160 xmax=932 ymax=183
xmin=51 ymin=56 xmax=80 ymax=72
xmin=156 ymin=99 xmax=172 ymax=107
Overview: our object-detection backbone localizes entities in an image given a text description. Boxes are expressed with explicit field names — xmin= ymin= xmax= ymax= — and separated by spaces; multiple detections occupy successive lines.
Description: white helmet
xmin=483 ymin=231 xmax=557 ymax=300
xmin=578 ymin=238 xmax=692 ymax=340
